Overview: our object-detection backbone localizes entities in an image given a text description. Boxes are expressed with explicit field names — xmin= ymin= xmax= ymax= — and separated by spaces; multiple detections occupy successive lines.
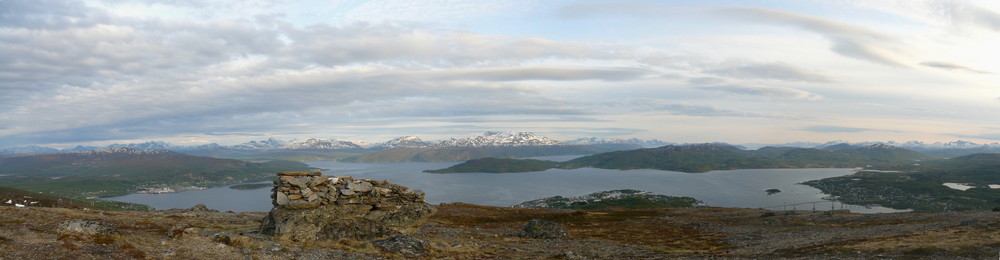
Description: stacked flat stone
xmin=270 ymin=171 xmax=426 ymax=210
xmin=261 ymin=171 xmax=436 ymax=242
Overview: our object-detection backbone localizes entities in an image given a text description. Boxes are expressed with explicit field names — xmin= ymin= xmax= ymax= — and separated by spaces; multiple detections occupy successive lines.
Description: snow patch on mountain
xmin=73 ymin=147 xmax=173 ymax=156
xmin=231 ymin=138 xmax=287 ymax=150
xmin=370 ymin=136 xmax=430 ymax=149
xmin=438 ymin=132 xmax=563 ymax=147
xmin=283 ymin=138 xmax=363 ymax=150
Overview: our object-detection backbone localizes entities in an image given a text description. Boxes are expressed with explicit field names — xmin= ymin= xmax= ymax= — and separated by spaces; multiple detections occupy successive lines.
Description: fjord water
xmin=107 ymin=157 xmax=907 ymax=213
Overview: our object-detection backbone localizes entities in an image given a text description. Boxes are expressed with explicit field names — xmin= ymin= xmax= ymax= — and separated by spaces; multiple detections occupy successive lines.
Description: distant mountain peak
xmin=856 ymin=143 xmax=903 ymax=151
xmin=371 ymin=136 xmax=430 ymax=149
xmin=437 ymin=132 xmax=562 ymax=147
xmin=564 ymin=137 xmax=671 ymax=148
xmin=283 ymin=138 xmax=363 ymax=150
xmin=73 ymin=147 xmax=173 ymax=156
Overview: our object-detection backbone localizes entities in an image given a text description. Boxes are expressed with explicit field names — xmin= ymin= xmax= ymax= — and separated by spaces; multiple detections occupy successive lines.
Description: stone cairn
xmin=269 ymin=171 xmax=426 ymax=209
xmin=260 ymin=171 xmax=436 ymax=242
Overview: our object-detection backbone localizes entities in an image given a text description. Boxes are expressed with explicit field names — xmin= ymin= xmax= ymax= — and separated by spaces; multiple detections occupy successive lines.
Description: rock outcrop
xmin=373 ymin=235 xmax=429 ymax=256
xmin=259 ymin=171 xmax=436 ymax=242
xmin=57 ymin=220 xmax=117 ymax=235
xmin=518 ymin=218 xmax=567 ymax=239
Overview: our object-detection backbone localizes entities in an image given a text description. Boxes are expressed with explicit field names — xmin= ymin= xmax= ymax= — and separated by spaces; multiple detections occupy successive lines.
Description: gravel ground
xmin=2 ymin=203 xmax=999 ymax=259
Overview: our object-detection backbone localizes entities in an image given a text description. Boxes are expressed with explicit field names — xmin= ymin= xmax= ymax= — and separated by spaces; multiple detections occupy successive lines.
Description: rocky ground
xmin=1 ymin=203 xmax=999 ymax=259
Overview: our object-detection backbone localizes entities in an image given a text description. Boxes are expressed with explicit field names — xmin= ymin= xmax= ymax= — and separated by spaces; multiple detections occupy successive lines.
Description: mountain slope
xmin=426 ymin=143 xmax=933 ymax=173
xmin=0 ymin=186 xmax=150 ymax=211
xmin=560 ymin=143 xmax=932 ymax=173
xmin=0 ymin=148 xmax=315 ymax=197
xmin=805 ymin=153 xmax=1000 ymax=211
xmin=368 ymin=136 xmax=431 ymax=150
xmin=423 ymin=158 xmax=558 ymax=173
xmin=560 ymin=143 xmax=774 ymax=173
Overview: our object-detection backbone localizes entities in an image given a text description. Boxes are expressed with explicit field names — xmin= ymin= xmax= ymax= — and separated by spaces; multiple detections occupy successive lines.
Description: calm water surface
xmin=107 ymin=157 xmax=907 ymax=213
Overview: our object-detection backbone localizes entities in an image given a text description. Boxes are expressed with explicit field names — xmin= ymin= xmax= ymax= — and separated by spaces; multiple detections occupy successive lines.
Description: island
xmin=514 ymin=189 xmax=703 ymax=210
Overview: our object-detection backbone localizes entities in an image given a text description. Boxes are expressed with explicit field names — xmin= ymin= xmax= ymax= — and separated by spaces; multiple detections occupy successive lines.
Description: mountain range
xmin=4 ymin=132 xmax=1000 ymax=160
xmin=0 ymin=132 xmax=670 ymax=156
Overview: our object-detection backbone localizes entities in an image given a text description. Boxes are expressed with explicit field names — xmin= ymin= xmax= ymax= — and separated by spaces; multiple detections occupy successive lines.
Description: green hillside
xmin=560 ymin=143 xmax=932 ymax=173
xmin=426 ymin=143 xmax=934 ymax=174
xmin=0 ymin=148 xmax=315 ymax=198
xmin=805 ymin=153 xmax=1000 ymax=211
xmin=559 ymin=143 xmax=772 ymax=172
xmin=424 ymin=158 xmax=558 ymax=173
xmin=0 ymin=185 xmax=150 ymax=211
xmin=515 ymin=189 xmax=702 ymax=210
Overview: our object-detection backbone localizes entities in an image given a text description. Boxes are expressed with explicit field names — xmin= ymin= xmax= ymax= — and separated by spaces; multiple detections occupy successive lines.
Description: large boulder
xmin=260 ymin=172 xmax=436 ymax=242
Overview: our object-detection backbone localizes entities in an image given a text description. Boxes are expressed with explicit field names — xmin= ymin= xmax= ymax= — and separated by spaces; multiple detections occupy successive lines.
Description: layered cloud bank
xmin=1 ymin=0 xmax=999 ymax=147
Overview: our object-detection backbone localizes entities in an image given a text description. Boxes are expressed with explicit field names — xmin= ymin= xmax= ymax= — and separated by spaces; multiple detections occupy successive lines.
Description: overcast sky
xmin=2 ymin=0 xmax=999 ymax=147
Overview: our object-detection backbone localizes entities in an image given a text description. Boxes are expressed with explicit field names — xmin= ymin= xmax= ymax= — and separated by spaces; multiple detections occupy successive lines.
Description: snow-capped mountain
xmin=564 ymin=137 xmax=671 ymax=148
xmin=282 ymin=138 xmax=364 ymax=150
xmin=369 ymin=136 xmax=430 ymax=150
xmin=72 ymin=147 xmax=174 ymax=156
xmin=892 ymin=140 xmax=999 ymax=149
xmin=0 ymin=145 xmax=61 ymax=155
xmin=230 ymin=137 xmax=287 ymax=150
xmin=564 ymin=137 xmax=630 ymax=145
xmin=437 ymin=132 xmax=563 ymax=147
xmin=69 ymin=145 xmax=100 ymax=151
xmin=106 ymin=141 xmax=174 ymax=150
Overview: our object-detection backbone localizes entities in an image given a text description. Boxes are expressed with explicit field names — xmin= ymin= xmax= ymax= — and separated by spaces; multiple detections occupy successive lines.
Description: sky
xmin=1 ymin=0 xmax=1000 ymax=147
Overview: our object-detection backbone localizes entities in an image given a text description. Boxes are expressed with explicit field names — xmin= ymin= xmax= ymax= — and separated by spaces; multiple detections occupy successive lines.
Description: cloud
xmin=920 ymin=61 xmax=994 ymax=74
xmin=554 ymin=1 xmax=684 ymax=19
xmin=704 ymin=62 xmax=832 ymax=83
xmin=283 ymin=23 xmax=629 ymax=67
xmin=713 ymin=7 xmax=908 ymax=67
xmin=379 ymin=67 xmax=653 ymax=82
xmin=620 ymin=99 xmax=780 ymax=118
xmin=796 ymin=125 xmax=874 ymax=133
xmin=940 ymin=2 xmax=1000 ymax=32
xmin=699 ymin=85 xmax=822 ymax=100
xmin=952 ymin=133 xmax=1000 ymax=140
xmin=0 ymin=65 xmax=592 ymax=145
xmin=0 ymin=0 xmax=105 ymax=29
xmin=687 ymin=77 xmax=726 ymax=85
xmin=555 ymin=2 xmax=909 ymax=67
xmin=0 ymin=1 xmax=651 ymax=145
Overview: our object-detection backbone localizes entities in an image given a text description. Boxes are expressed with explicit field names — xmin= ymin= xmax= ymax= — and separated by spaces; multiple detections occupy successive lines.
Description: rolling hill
xmin=0 ymin=148 xmax=315 ymax=197
xmin=426 ymin=143 xmax=934 ymax=173
xmin=805 ymin=152 xmax=1000 ymax=211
